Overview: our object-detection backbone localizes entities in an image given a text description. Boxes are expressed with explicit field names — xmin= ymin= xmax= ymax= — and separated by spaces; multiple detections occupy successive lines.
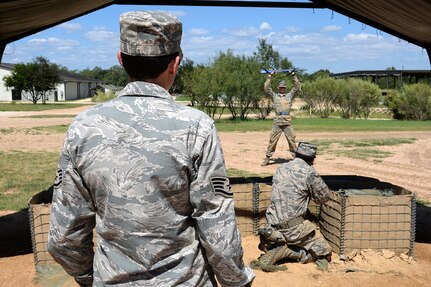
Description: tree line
xmin=3 ymin=40 xmax=430 ymax=120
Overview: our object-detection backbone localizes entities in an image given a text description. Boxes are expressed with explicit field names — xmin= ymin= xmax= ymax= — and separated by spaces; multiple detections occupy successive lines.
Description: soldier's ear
xmin=168 ymin=55 xmax=181 ymax=74
xmin=117 ymin=51 xmax=123 ymax=66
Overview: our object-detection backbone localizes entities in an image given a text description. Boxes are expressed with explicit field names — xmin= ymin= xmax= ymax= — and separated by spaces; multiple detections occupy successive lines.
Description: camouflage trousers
xmin=281 ymin=220 xmax=332 ymax=258
xmin=265 ymin=124 xmax=296 ymax=158
xmin=253 ymin=220 xmax=331 ymax=272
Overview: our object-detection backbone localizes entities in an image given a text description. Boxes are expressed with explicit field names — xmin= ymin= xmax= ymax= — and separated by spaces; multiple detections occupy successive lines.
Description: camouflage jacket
xmin=48 ymin=81 xmax=255 ymax=287
xmin=264 ymin=74 xmax=301 ymax=125
xmin=265 ymin=157 xmax=331 ymax=226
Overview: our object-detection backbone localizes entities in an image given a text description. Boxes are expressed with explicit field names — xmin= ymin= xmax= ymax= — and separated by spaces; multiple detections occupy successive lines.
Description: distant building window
xmin=12 ymin=89 xmax=21 ymax=101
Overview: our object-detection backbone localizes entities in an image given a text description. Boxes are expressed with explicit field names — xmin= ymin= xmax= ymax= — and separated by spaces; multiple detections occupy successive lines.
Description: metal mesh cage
xmin=230 ymin=177 xmax=273 ymax=235
xmin=28 ymin=186 xmax=56 ymax=267
xmin=28 ymin=174 xmax=416 ymax=273
xmin=319 ymin=175 xmax=415 ymax=256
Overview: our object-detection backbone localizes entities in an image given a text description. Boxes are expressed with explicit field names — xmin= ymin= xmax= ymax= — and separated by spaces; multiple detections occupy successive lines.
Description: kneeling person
xmin=254 ymin=142 xmax=332 ymax=271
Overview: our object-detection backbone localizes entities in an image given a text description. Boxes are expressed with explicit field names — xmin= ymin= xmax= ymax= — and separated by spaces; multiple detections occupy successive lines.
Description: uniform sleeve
xmin=47 ymin=138 xmax=96 ymax=286
xmin=292 ymin=74 xmax=301 ymax=93
xmin=308 ymin=171 xmax=331 ymax=204
xmin=189 ymin=125 xmax=255 ymax=287
xmin=287 ymin=74 xmax=301 ymax=101
xmin=264 ymin=76 xmax=274 ymax=96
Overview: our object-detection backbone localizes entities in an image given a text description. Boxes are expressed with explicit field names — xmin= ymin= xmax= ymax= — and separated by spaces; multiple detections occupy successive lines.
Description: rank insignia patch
xmin=210 ymin=177 xmax=233 ymax=198
xmin=54 ymin=169 xmax=63 ymax=189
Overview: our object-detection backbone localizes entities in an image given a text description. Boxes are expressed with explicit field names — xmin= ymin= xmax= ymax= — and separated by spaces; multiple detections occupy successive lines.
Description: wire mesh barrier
xmin=230 ymin=175 xmax=415 ymax=256
xmin=319 ymin=176 xmax=416 ymax=256
xmin=28 ymin=175 xmax=415 ymax=273
xmin=28 ymin=186 xmax=56 ymax=267
xmin=230 ymin=177 xmax=274 ymax=236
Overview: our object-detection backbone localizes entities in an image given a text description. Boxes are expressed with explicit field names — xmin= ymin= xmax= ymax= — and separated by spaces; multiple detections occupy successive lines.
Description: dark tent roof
xmin=1 ymin=0 xmax=430 ymax=64
xmin=311 ymin=0 xmax=431 ymax=60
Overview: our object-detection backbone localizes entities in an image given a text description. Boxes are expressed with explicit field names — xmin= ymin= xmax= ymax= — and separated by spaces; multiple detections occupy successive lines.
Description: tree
xmin=77 ymin=65 xmax=127 ymax=87
xmin=308 ymin=69 xmax=331 ymax=81
xmin=353 ymin=80 xmax=381 ymax=119
xmin=172 ymin=57 xmax=194 ymax=96
xmin=253 ymin=38 xmax=293 ymax=72
xmin=336 ymin=79 xmax=381 ymax=119
xmin=386 ymin=83 xmax=431 ymax=120
xmin=212 ymin=50 xmax=262 ymax=120
xmin=254 ymin=38 xmax=281 ymax=68
xmin=301 ymin=77 xmax=339 ymax=118
xmin=183 ymin=64 xmax=223 ymax=119
xmin=79 ymin=66 xmax=106 ymax=81
xmin=104 ymin=65 xmax=128 ymax=87
xmin=3 ymin=57 xmax=61 ymax=104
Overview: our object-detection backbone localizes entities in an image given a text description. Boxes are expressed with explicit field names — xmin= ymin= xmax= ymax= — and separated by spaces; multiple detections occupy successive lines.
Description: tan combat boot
xmin=261 ymin=157 xmax=270 ymax=166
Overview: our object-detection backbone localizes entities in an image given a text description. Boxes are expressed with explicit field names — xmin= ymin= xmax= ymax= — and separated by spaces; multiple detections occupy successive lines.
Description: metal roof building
xmin=331 ymin=69 xmax=431 ymax=89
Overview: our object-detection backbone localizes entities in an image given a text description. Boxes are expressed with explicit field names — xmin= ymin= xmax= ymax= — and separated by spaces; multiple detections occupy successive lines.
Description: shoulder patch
xmin=54 ymin=169 xmax=63 ymax=189
xmin=210 ymin=177 xmax=233 ymax=198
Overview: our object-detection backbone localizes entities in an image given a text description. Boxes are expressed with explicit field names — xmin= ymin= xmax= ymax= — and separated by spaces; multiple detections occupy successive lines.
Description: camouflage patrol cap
xmin=279 ymin=80 xmax=287 ymax=88
xmin=120 ymin=11 xmax=182 ymax=57
xmin=295 ymin=142 xmax=317 ymax=158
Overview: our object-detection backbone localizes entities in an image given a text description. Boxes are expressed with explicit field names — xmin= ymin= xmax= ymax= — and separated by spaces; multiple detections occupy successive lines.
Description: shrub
xmin=301 ymin=77 xmax=338 ymax=118
xmin=336 ymin=79 xmax=381 ymax=119
xmin=385 ymin=83 xmax=431 ymax=120
xmin=91 ymin=90 xmax=116 ymax=103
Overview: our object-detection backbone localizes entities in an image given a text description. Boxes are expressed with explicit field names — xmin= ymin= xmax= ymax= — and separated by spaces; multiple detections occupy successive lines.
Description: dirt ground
xmin=0 ymin=105 xmax=430 ymax=287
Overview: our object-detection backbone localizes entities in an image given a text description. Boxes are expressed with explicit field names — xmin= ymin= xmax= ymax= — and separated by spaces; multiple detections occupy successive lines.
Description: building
xmin=331 ymin=70 xmax=431 ymax=90
xmin=0 ymin=63 xmax=103 ymax=102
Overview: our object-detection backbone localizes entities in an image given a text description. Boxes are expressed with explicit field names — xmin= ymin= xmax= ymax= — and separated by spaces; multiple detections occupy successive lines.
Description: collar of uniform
xmin=117 ymin=81 xmax=173 ymax=101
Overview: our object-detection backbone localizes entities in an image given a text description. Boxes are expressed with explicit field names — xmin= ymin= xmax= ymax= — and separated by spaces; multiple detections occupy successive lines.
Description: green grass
xmin=0 ymin=127 xmax=40 ymax=135
xmin=18 ymin=114 xmax=77 ymax=119
xmin=33 ymin=125 xmax=70 ymax=134
xmin=0 ymin=151 xmax=58 ymax=210
xmin=310 ymin=138 xmax=416 ymax=160
xmin=214 ymin=118 xmax=431 ymax=132
xmin=0 ymin=103 xmax=86 ymax=111
xmin=0 ymin=125 xmax=69 ymax=135
xmin=227 ymin=168 xmax=272 ymax=178
xmin=339 ymin=148 xmax=393 ymax=160
xmin=341 ymin=138 xmax=416 ymax=147
xmin=417 ymin=198 xmax=431 ymax=206
xmin=295 ymin=110 xmax=393 ymax=120
xmin=0 ymin=128 xmax=15 ymax=135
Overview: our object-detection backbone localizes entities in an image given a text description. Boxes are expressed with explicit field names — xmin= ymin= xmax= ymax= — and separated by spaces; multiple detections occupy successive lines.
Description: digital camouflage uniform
xmin=266 ymin=157 xmax=332 ymax=254
xmin=48 ymin=11 xmax=254 ymax=287
xmin=263 ymin=74 xmax=301 ymax=160
xmin=257 ymin=143 xmax=332 ymax=269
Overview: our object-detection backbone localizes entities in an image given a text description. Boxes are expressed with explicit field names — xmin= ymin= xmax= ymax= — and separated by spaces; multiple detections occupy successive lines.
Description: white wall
xmin=65 ymin=82 xmax=78 ymax=100
xmin=1 ymin=66 xmax=100 ymax=102
xmin=57 ymin=83 xmax=66 ymax=101
xmin=0 ymin=67 xmax=12 ymax=101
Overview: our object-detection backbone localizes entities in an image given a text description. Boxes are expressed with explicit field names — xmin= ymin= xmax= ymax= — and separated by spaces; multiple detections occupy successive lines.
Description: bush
xmin=91 ymin=90 xmax=116 ymax=103
xmin=385 ymin=83 xmax=431 ymax=120
xmin=336 ymin=79 xmax=381 ymax=119
xmin=301 ymin=76 xmax=338 ymax=118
